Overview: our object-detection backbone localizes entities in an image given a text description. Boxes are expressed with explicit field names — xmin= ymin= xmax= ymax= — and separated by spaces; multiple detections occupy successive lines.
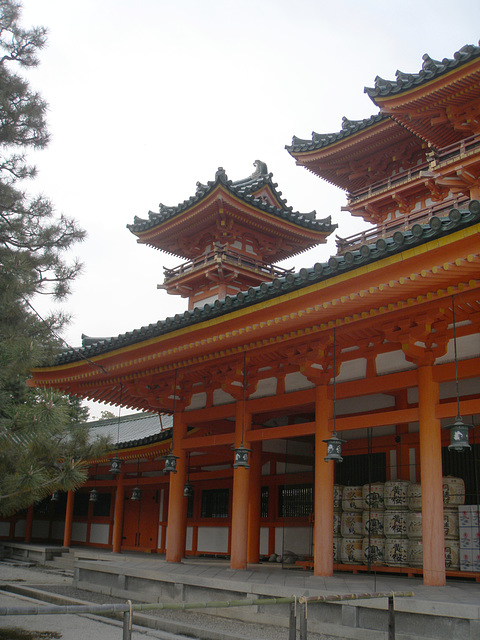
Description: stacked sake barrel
xmin=362 ymin=482 xmax=386 ymax=565
xmin=404 ymin=477 xmax=463 ymax=569
xmin=443 ymin=476 xmax=463 ymax=570
xmin=384 ymin=479 xmax=410 ymax=567
xmin=333 ymin=484 xmax=343 ymax=563
xmin=339 ymin=485 xmax=363 ymax=564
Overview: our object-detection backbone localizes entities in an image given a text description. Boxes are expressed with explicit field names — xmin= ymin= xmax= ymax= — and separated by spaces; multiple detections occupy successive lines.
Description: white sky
xmin=19 ymin=0 xmax=480 ymax=417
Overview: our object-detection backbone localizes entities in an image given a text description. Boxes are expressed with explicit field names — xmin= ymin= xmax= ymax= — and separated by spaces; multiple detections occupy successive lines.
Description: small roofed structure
xmin=128 ymin=161 xmax=336 ymax=309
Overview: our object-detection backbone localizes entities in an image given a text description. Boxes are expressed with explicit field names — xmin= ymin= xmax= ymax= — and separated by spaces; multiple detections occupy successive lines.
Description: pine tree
xmin=0 ymin=1 xmax=107 ymax=516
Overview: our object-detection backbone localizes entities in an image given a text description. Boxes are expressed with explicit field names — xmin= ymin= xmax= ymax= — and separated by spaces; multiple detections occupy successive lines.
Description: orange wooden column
xmin=314 ymin=384 xmax=335 ymax=576
xmin=24 ymin=505 xmax=34 ymax=543
xmin=63 ymin=490 xmax=75 ymax=547
xmin=230 ymin=403 xmax=251 ymax=570
xmin=418 ymin=364 xmax=446 ymax=586
xmin=247 ymin=441 xmax=262 ymax=563
xmin=112 ymin=476 xmax=125 ymax=553
xmin=166 ymin=412 xmax=188 ymax=563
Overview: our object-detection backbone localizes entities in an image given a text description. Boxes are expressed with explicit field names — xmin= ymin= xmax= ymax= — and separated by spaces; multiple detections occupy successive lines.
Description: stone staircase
xmin=0 ymin=542 xmax=75 ymax=575
xmin=43 ymin=547 xmax=76 ymax=574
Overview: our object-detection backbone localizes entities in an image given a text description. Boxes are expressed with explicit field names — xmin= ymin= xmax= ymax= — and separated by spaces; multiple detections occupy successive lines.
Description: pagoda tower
xmin=128 ymin=161 xmax=335 ymax=309
xmin=287 ymin=44 xmax=480 ymax=250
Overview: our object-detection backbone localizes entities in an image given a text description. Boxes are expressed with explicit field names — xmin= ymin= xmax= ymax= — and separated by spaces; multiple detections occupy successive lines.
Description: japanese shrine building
xmin=8 ymin=43 xmax=480 ymax=587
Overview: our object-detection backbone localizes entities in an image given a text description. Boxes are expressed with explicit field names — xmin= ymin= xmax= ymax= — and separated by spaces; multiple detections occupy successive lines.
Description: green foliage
xmin=0 ymin=1 xmax=108 ymax=516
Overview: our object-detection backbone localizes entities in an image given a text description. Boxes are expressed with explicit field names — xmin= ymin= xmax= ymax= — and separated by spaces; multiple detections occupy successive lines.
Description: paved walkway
xmin=76 ymin=548 xmax=480 ymax=606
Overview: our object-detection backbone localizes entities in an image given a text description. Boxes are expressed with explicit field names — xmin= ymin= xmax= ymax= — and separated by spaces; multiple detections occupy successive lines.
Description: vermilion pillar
xmin=231 ymin=403 xmax=251 ymax=569
xmin=166 ymin=412 xmax=188 ymax=562
xmin=314 ymin=384 xmax=335 ymax=576
xmin=247 ymin=441 xmax=262 ymax=563
xmin=112 ymin=477 xmax=125 ymax=553
xmin=63 ymin=490 xmax=74 ymax=547
xmin=25 ymin=505 xmax=34 ymax=543
xmin=418 ymin=364 xmax=446 ymax=586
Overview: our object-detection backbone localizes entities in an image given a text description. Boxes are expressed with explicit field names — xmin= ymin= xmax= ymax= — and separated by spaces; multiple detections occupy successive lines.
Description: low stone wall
xmin=74 ymin=559 xmax=480 ymax=640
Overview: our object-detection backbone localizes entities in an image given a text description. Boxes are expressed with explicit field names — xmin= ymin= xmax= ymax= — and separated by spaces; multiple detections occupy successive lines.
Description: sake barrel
xmin=385 ymin=538 xmax=408 ymax=567
xmin=362 ymin=482 xmax=385 ymax=510
xmin=340 ymin=537 xmax=363 ymax=564
xmin=333 ymin=512 xmax=342 ymax=535
xmin=445 ymin=540 xmax=460 ymax=570
xmin=342 ymin=486 xmax=363 ymax=512
xmin=362 ymin=537 xmax=385 ymax=565
xmin=407 ymin=483 xmax=422 ymax=511
xmin=362 ymin=510 xmax=385 ymax=537
xmin=407 ymin=540 xmax=423 ymax=567
xmin=341 ymin=512 xmax=363 ymax=538
xmin=406 ymin=511 xmax=422 ymax=539
xmin=333 ymin=535 xmax=342 ymax=563
xmin=384 ymin=480 xmax=410 ymax=510
xmin=333 ymin=485 xmax=344 ymax=512
xmin=442 ymin=476 xmax=465 ymax=507
xmin=384 ymin=510 xmax=408 ymax=538
xmin=444 ymin=507 xmax=459 ymax=540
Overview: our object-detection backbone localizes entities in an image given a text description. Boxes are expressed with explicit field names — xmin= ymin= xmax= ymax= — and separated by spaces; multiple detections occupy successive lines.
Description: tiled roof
xmin=365 ymin=43 xmax=480 ymax=100
xmin=56 ymin=200 xmax=480 ymax=365
xmin=286 ymin=114 xmax=387 ymax=154
xmin=89 ymin=412 xmax=172 ymax=448
xmin=127 ymin=162 xmax=333 ymax=236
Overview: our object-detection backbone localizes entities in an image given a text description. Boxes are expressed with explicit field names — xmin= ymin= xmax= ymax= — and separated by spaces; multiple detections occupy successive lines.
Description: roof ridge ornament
xmin=215 ymin=166 xmax=228 ymax=183
xmin=232 ymin=159 xmax=269 ymax=185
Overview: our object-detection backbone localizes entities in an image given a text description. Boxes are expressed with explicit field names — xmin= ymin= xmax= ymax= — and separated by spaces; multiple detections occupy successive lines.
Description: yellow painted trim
xmin=32 ymin=223 xmax=480 ymax=382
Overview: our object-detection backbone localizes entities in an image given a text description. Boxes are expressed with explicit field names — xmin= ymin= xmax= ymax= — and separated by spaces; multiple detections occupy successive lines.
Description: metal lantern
xmin=447 ymin=417 xmax=472 ymax=453
xmin=183 ymin=482 xmax=194 ymax=497
xmin=51 ymin=490 xmax=61 ymax=502
xmin=323 ymin=432 xmax=346 ymax=463
xmin=109 ymin=455 xmax=122 ymax=474
xmin=131 ymin=486 xmax=142 ymax=501
xmin=233 ymin=444 xmax=251 ymax=469
xmin=89 ymin=488 xmax=99 ymax=503
xmin=163 ymin=451 xmax=178 ymax=473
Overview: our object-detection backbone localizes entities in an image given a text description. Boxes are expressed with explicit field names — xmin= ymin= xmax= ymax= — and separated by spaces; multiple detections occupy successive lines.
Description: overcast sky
xmin=19 ymin=0 xmax=480 ymax=417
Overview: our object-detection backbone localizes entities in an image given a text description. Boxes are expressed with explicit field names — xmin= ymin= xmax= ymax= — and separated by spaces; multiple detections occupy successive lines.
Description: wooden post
xmin=247 ymin=441 xmax=262 ymax=563
xmin=299 ymin=600 xmax=307 ymax=640
xmin=166 ymin=412 xmax=188 ymax=563
xmin=63 ymin=490 xmax=74 ymax=547
xmin=388 ymin=595 xmax=395 ymax=640
xmin=230 ymin=403 xmax=251 ymax=570
xmin=288 ymin=601 xmax=296 ymax=640
xmin=314 ymin=384 xmax=334 ymax=576
xmin=112 ymin=477 xmax=125 ymax=554
xmin=418 ymin=364 xmax=446 ymax=586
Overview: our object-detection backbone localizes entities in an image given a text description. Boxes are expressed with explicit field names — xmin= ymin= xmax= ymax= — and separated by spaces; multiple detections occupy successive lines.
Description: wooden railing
xmin=163 ymin=248 xmax=294 ymax=282
xmin=348 ymin=133 xmax=480 ymax=205
xmin=336 ymin=195 xmax=469 ymax=254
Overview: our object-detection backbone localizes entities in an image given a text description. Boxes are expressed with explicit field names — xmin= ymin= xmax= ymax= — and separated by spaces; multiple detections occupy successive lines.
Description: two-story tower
xmin=128 ymin=161 xmax=335 ymax=309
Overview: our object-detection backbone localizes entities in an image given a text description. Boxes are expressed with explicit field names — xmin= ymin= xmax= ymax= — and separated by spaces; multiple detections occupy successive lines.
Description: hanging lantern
xmin=447 ymin=417 xmax=472 ymax=453
xmin=89 ymin=488 xmax=99 ymax=503
xmin=109 ymin=455 xmax=122 ymax=474
xmin=233 ymin=444 xmax=251 ymax=469
xmin=183 ymin=482 xmax=194 ymax=497
xmin=51 ymin=490 xmax=61 ymax=502
xmin=131 ymin=486 xmax=142 ymax=501
xmin=163 ymin=451 xmax=178 ymax=473
xmin=323 ymin=432 xmax=346 ymax=463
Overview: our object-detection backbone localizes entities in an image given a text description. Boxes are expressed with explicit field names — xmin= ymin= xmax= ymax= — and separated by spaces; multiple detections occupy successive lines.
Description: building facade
xmin=5 ymin=43 xmax=480 ymax=587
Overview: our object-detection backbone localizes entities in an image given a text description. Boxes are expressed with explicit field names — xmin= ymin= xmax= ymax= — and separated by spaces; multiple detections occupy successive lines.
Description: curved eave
xmin=131 ymin=184 xmax=334 ymax=259
xmin=29 ymin=202 xmax=480 ymax=409
xmin=288 ymin=119 xmax=420 ymax=192
xmin=366 ymin=53 xmax=480 ymax=104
